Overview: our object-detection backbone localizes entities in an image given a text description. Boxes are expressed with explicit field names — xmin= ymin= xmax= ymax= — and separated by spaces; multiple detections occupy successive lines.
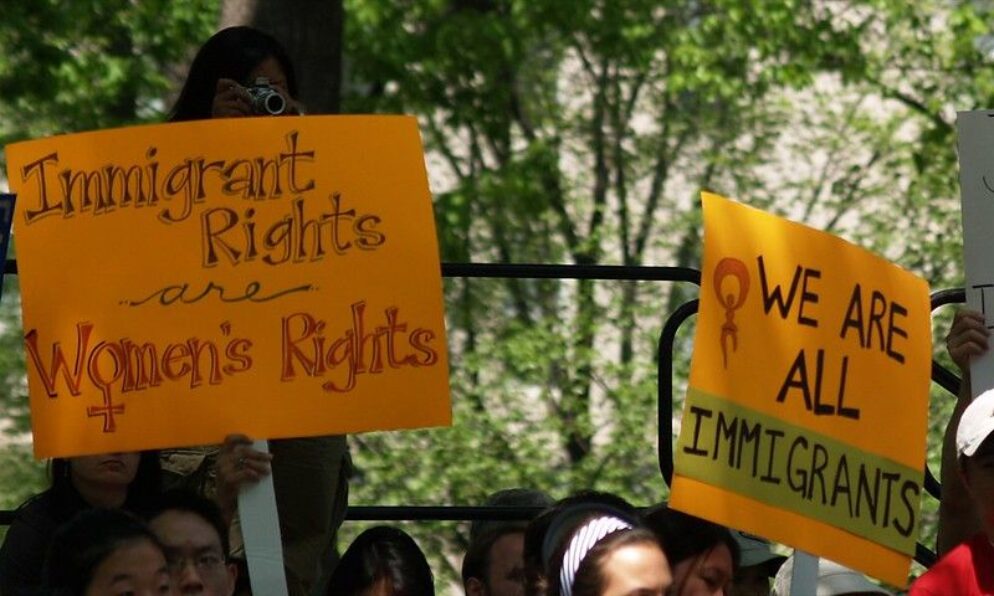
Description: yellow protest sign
xmin=670 ymin=193 xmax=930 ymax=587
xmin=6 ymin=116 xmax=451 ymax=459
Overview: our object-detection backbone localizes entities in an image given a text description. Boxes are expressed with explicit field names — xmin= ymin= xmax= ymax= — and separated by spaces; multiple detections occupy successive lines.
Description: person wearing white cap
xmin=909 ymin=384 xmax=994 ymax=594
xmin=772 ymin=555 xmax=890 ymax=595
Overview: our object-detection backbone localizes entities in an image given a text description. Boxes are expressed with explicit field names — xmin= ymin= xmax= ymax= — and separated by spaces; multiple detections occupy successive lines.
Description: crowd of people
xmin=0 ymin=476 xmax=898 ymax=595
xmin=0 ymin=22 xmax=992 ymax=596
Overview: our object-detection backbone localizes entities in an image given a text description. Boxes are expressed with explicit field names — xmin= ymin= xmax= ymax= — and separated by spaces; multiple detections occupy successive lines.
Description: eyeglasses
xmin=166 ymin=551 xmax=226 ymax=574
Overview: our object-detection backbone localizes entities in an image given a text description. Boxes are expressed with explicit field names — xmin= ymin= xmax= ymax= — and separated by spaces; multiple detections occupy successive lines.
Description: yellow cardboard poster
xmin=6 ymin=116 xmax=451 ymax=459
xmin=670 ymin=193 xmax=930 ymax=587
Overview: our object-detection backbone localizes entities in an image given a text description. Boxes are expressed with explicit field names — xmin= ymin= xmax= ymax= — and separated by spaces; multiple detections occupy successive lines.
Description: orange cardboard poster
xmin=670 ymin=193 xmax=931 ymax=587
xmin=6 ymin=116 xmax=451 ymax=458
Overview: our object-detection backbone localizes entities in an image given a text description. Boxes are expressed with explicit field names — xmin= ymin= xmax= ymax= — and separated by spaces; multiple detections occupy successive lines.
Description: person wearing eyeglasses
xmin=146 ymin=490 xmax=238 ymax=596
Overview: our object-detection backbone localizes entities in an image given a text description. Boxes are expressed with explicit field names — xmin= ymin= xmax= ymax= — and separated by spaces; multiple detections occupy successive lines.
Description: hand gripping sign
xmin=670 ymin=193 xmax=931 ymax=587
xmin=5 ymin=116 xmax=452 ymax=459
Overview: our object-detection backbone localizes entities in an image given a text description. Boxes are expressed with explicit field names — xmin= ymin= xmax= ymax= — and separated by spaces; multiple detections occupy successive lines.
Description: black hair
xmin=641 ymin=505 xmax=740 ymax=579
xmin=144 ymin=488 xmax=231 ymax=555
xmin=468 ymin=488 xmax=553 ymax=543
xmin=463 ymin=488 xmax=552 ymax=586
xmin=522 ymin=491 xmax=638 ymax=595
xmin=169 ymin=26 xmax=298 ymax=122
xmin=328 ymin=526 xmax=434 ymax=595
xmin=50 ymin=451 xmax=162 ymax=513
xmin=42 ymin=508 xmax=165 ymax=595
xmin=462 ymin=525 xmax=525 ymax=586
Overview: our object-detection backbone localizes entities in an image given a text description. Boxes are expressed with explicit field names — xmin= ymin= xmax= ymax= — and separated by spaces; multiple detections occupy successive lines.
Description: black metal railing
xmin=0 ymin=262 xmax=699 ymax=527
xmin=0 ymin=260 xmax=963 ymax=570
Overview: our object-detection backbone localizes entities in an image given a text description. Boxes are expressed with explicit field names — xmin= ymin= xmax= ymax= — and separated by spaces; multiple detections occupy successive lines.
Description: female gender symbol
xmin=713 ymin=257 xmax=750 ymax=368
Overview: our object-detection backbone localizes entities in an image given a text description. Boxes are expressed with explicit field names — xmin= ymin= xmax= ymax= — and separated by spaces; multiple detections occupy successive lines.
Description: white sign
xmin=957 ymin=110 xmax=994 ymax=394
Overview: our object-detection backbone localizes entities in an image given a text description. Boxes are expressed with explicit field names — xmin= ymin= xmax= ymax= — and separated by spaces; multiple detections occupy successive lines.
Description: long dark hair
xmin=50 ymin=451 xmax=162 ymax=514
xmin=329 ymin=526 xmax=434 ymax=595
xmin=169 ymin=26 xmax=298 ymax=122
xmin=42 ymin=508 xmax=165 ymax=596
xmin=641 ymin=506 xmax=739 ymax=570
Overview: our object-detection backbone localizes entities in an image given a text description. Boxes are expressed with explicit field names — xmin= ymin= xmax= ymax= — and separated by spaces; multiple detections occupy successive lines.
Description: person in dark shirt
xmin=0 ymin=451 xmax=160 ymax=596
xmin=162 ymin=26 xmax=351 ymax=596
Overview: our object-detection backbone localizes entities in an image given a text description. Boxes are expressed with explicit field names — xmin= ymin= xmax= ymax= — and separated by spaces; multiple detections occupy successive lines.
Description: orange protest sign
xmin=6 ymin=116 xmax=451 ymax=458
xmin=670 ymin=193 xmax=931 ymax=587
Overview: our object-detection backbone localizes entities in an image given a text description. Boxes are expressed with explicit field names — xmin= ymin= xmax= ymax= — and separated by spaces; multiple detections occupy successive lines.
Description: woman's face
xmin=70 ymin=452 xmax=141 ymax=487
xmin=599 ymin=542 xmax=672 ymax=596
xmin=84 ymin=538 xmax=173 ymax=596
xmin=669 ymin=544 xmax=734 ymax=596
xmin=248 ymin=56 xmax=293 ymax=101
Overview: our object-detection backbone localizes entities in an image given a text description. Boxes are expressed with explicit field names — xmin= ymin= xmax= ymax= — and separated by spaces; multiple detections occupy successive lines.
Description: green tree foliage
xmin=0 ymin=0 xmax=991 ymax=588
xmin=340 ymin=0 xmax=994 ymax=584
xmin=0 ymin=0 xmax=220 ymax=517
xmin=0 ymin=0 xmax=220 ymax=144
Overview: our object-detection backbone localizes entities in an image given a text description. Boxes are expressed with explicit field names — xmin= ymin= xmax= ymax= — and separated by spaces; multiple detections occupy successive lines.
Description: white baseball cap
xmin=772 ymin=556 xmax=890 ymax=595
xmin=956 ymin=388 xmax=994 ymax=458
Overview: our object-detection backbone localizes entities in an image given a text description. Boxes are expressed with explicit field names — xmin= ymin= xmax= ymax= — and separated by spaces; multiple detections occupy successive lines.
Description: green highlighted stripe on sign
xmin=676 ymin=388 xmax=921 ymax=555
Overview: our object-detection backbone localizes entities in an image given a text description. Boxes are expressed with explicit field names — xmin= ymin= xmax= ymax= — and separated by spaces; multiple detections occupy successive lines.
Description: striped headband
xmin=558 ymin=515 xmax=633 ymax=596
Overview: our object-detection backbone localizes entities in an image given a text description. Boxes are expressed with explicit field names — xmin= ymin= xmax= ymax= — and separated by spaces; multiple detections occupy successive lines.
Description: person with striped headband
xmin=528 ymin=500 xmax=671 ymax=596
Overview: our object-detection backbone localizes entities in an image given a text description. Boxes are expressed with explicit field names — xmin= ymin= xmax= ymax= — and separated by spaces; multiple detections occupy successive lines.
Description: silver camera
xmin=246 ymin=77 xmax=287 ymax=115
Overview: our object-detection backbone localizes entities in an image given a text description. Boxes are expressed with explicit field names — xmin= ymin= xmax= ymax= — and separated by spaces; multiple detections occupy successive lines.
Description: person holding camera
xmin=161 ymin=26 xmax=351 ymax=596
xmin=169 ymin=26 xmax=304 ymax=121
